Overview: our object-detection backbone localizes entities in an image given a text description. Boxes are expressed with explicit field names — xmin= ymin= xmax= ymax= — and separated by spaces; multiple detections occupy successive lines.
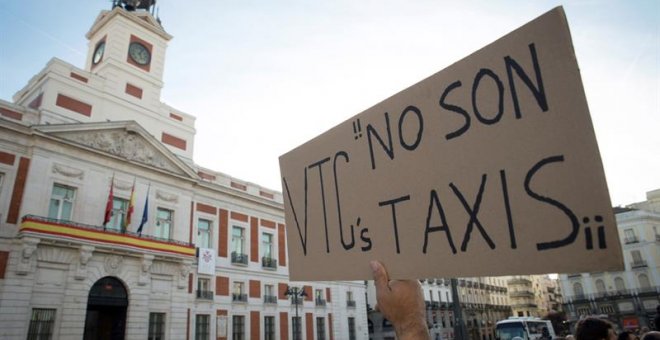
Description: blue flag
xmin=137 ymin=186 xmax=149 ymax=235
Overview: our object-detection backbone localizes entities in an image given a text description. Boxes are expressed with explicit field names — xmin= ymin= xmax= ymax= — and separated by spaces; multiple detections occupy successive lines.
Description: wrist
xmin=395 ymin=317 xmax=429 ymax=340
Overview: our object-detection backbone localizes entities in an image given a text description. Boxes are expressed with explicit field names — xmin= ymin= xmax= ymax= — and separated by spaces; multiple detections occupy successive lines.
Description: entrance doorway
xmin=83 ymin=277 xmax=128 ymax=340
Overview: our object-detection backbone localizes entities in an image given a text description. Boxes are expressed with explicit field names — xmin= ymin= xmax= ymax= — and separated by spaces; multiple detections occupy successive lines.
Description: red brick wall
xmin=231 ymin=212 xmax=248 ymax=222
xmin=328 ymin=314 xmax=334 ymax=340
xmin=0 ymin=107 xmax=23 ymax=120
xmin=278 ymin=223 xmax=287 ymax=266
xmin=250 ymin=311 xmax=260 ymax=340
xmin=189 ymin=201 xmax=194 ymax=244
xmin=28 ymin=93 xmax=43 ymax=110
xmin=260 ymin=219 xmax=275 ymax=229
xmin=250 ymin=217 xmax=258 ymax=263
xmin=326 ymin=288 xmax=332 ymax=302
xmin=186 ymin=309 xmax=191 ymax=340
xmin=70 ymin=72 xmax=88 ymax=83
xmin=56 ymin=94 xmax=92 ymax=116
xmin=170 ymin=112 xmax=183 ymax=121
xmin=197 ymin=202 xmax=217 ymax=215
xmin=260 ymin=190 xmax=274 ymax=199
xmin=0 ymin=151 xmax=15 ymax=165
xmin=219 ymin=209 xmax=228 ymax=257
xmin=278 ymin=283 xmax=288 ymax=300
xmin=0 ymin=251 xmax=9 ymax=279
xmin=249 ymin=279 xmax=261 ymax=298
xmin=125 ymin=83 xmax=143 ymax=99
xmin=161 ymin=132 xmax=187 ymax=150
xmin=127 ymin=34 xmax=152 ymax=72
xmin=303 ymin=286 xmax=312 ymax=301
xmin=231 ymin=181 xmax=247 ymax=191
xmin=279 ymin=312 xmax=289 ymax=340
xmin=305 ymin=313 xmax=313 ymax=340
xmin=7 ymin=157 xmax=30 ymax=224
xmin=198 ymin=171 xmax=216 ymax=181
xmin=188 ymin=273 xmax=193 ymax=294
xmin=216 ymin=276 xmax=229 ymax=296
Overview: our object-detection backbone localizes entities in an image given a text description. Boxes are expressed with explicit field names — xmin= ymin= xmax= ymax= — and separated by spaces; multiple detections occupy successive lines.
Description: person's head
xmin=641 ymin=331 xmax=660 ymax=340
xmin=575 ymin=318 xmax=616 ymax=340
xmin=618 ymin=331 xmax=636 ymax=340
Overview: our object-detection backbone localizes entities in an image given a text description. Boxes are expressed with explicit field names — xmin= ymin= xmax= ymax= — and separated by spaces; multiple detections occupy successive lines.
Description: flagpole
xmin=103 ymin=173 xmax=115 ymax=230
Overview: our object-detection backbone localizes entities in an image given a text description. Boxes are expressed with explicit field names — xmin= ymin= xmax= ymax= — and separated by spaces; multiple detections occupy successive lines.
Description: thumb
xmin=370 ymin=260 xmax=390 ymax=292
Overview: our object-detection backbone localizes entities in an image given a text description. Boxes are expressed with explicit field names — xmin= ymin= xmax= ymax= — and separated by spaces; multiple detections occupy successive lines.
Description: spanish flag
xmin=124 ymin=179 xmax=136 ymax=228
xmin=103 ymin=175 xmax=114 ymax=227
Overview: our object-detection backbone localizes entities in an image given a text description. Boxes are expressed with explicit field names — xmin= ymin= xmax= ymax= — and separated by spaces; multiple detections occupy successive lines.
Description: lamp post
xmin=285 ymin=286 xmax=308 ymax=340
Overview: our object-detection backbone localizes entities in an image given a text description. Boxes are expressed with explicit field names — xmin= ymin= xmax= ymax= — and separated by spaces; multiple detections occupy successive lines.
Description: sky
xmin=0 ymin=0 xmax=658 ymax=207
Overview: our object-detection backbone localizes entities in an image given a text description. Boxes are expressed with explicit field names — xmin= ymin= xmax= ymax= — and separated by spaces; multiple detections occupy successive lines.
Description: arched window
xmin=595 ymin=279 xmax=606 ymax=293
xmin=573 ymin=282 xmax=584 ymax=297
xmin=614 ymin=277 xmax=626 ymax=292
xmin=638 ymin=274 xmax=650 ymax=289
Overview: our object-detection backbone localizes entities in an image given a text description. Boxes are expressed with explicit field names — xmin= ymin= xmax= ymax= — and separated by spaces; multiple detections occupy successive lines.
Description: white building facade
xmin=0 ymin=2 xmax=367 ymax=339
xmin=559 ymin=189 xmax=660 ymax=331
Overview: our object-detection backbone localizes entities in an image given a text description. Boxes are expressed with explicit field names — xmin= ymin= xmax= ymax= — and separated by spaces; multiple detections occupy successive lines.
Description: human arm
xmin=370 ymin=260 xmax=431 ymax=340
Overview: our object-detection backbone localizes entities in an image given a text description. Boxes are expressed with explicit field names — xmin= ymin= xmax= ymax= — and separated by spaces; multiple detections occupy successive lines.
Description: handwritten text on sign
xmin=279 ymin=7 xmax=623 ymax=280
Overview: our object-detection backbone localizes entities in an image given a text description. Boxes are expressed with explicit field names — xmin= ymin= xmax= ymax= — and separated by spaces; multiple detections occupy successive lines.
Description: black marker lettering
xmin=333 ymin=151 xmax=355 ymax=250
xmin=378 ymin=195 xmax=411 ymax=254
xmin=524 ymin=155 xmax=579 ymax=250
xmin=440 ymin=80 xmax=470 ymax=140
xmin=308 ymin=157 xmax=331 ymax=253
xmin=367 ymin=112 xmax=394 ymax=170
xmin=505 ymin=43 xmax=548 ymax=119
xmin=500 ymin=170 xmax=517 ymax=249
xmin=282 ymin=171 xmax=308 ymax=255
xmin=472 ymin=68 xmax=504 ymax=125
xmin=423 ymin=189 xmax=457 ymax=254
xmin=450 ymin=174 xmax=496 ymax=252
xmin=398 ymin=105 xmax=424 ymax=151
xmin=360 ymin=228 xmax=372 ymax=251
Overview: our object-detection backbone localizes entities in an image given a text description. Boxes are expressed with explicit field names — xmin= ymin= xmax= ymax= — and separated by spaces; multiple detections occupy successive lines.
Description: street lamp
xmin=285 ymin=286 xmax=308 ymax=340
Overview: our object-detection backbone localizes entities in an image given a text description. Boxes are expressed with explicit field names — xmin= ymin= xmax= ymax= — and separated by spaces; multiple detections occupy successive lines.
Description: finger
xmin=370 ymin=260 xmax=390 ymax=292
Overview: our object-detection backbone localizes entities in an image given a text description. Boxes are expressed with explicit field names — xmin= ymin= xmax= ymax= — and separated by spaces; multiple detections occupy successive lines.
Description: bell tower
xmin=85 ymin=0 xmax=172 ymax=105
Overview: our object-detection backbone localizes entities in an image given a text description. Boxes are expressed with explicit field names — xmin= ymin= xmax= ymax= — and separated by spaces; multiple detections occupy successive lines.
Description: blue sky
xmin=0 ymin=0 xmax=658 ymax=206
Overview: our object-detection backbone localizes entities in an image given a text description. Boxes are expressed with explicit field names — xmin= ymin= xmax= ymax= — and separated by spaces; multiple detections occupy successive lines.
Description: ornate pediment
xmin=49 ymin=128 xmax=187 ymax=176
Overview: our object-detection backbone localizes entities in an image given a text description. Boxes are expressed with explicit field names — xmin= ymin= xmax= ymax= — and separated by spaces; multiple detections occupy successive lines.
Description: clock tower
xmin=85 ymin=0 xmax=172 ymax=105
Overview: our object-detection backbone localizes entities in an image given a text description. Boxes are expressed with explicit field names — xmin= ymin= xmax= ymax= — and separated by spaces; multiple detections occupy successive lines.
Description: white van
xmin=495 ymin=317 xmax=556 ymax=340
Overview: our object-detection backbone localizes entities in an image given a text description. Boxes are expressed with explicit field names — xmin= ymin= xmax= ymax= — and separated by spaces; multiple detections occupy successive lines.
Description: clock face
xmin=128 ymin=42 xmax=151 ymax=65
xmin=92 ymin=41 xmax=105 ymax=65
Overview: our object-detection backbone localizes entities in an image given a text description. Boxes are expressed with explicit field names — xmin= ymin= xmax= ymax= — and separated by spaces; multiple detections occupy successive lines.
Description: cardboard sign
xmin=279 ymin=6 xmax=624 ymax=280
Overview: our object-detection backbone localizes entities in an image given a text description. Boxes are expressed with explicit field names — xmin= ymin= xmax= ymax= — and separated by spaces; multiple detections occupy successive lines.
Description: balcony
xmin=508 ymin=277 xmax=532 ymax=285
xmin=231 ymin=251 xmax=248 ymax=265
xmin=624 ymin=237 xmax=639 ymax=244
xmin=315 ymin=298 xmax=326 ymax=307
xmin=631 ymin=260 xmax=647 ymax=269
xmin=232 ymin=293 xmax=248 ymax=302
xmin=511 ymin=302 xmax=538 ymax=308
xmin=196 ymin=290 xmax=214 ymax=300
xmin=19 ymin=215 xmax=195 ymax=258
xmin=510 ymin=291 xmax=534 ymax=298
xmin=347 ymin=300 xmax=356 ymax=308
xmin=262 ymin=256 xmax=277 ymax=269
xmin=264 ymin=295 xmax=278 ymax=304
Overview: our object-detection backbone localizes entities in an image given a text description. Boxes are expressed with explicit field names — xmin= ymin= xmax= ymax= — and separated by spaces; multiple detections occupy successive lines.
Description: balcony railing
xmin=507 ymin=277 xmax=532 ymax=285
xmin=262 ymin=256 xmax=277 ymax=269
xmin=347 ymin=300 xmax=356 ymax=308
xmin=197 ymin=290 xmax=214 ymax=300
xmin=624 ymin=237 xmax=639 ymax=244
xmin=232 ymin=293 xmax=248 ymax=302
xmin=231 ymin=252 xmax=248 ymax=265
xmin=631 ymin=260 xmax=648 ymax=269
xmin=315 ymin=298 xmax=326 ymax=307
xmin=264 ymin=295 xmax=278 ymax=304
xmin=19 ymin=215 xmax=195 ymax=257
xmin=510 ymin=291 xmax=534 ymax=298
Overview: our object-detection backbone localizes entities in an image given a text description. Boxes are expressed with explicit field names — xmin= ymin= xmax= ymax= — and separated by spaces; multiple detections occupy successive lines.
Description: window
xmin=624 ymin=229 xmax=637 ymax=243
xmin=148 ymin=312 xmax=165 ymax=340
xmin=315 ymin=289 xmax=325 ymax=306
xmin=107 ymin=197 xmax=129 ymax=231
xmin=573 ymin=282 xmax=584 ymax=297
xmin=348 ymin=317 xmax=356 ymax=340
xmin=197 ymin=278 xmax=212 ymax=300
xmin=27 ymin=308 xmax=56 ymax=340
xmin=347 ymin=290 xmax=355 ymax=307
xmin=429 ymin=289 xmax=434 ymax=301
xmin=232 ymin=226 xmax=245 ymax=254
xmin=599 ymin=305 xmax=615 ymax=314
xmin=441 ymin=313 xmax=446 ymax=327
xmin=155 ymin=208 xmax=173 ymax=239
xmin=292 ymin=316 xmax=302 ymax=340
xmin=232 ymin=281 xmax=246 ymax=302
xmin=264 ymin=316 xmax=275 ymax=340
xmin=264 ymin=284 xmax=276 ymax=304
xmin=48 ymin=183 xmax=76 ymax=221
xmin=638 ymin=274 xmax=650 ymax=289
xmin=316 ymin=317 xmax=326 ymax=340
xmin=262 ymin=233 xmax=273 ymax=258
xmin=595 ymin=279 xmax=606 ymax=293
xmin=197 ymin=219 xmax=211 ymax=249
xmin=232 ymin=315 xmax=245 ymax=340
xmin=195 ymin=314 xmax=210 ymax=340
xmin=614 ymin=277 xmax=626 ymax=291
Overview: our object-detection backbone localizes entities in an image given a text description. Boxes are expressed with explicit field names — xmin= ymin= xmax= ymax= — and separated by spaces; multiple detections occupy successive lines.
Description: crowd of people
xmin=370 ymin=260 xmax=660 ymax=340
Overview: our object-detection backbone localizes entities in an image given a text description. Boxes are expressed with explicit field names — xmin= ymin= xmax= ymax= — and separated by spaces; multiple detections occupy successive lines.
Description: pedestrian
xmin=575 ymin=318 xmax=616 ymax=340
xmin=655 ymin=305 xmax=660 ymax=331
xmin=618 ymin=330 xmax=636 ymax=340
xmin=641 ymin=331 xmax=660 ymax=340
